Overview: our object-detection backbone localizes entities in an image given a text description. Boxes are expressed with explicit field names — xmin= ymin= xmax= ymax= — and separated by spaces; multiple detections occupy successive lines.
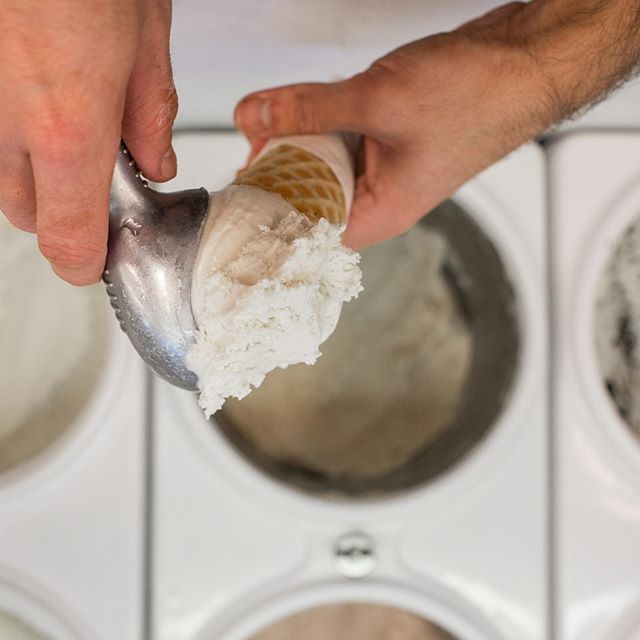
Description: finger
xmin=342 ymin=140 xmax=429 ymax=250
xmin=122 ymin=0 xmax=178 ymax=182
xmin=0 ymin=151 xmax=37 ymax=233
xmin=344 ymin=184 xmax=425 ymax=251
xmin=29 ymin=113 xmax=121 ymax=285
xmin=343 ymin=187 xmax=409 ymax=251
xmin=234 ymin=74 xmax=378 ymax=141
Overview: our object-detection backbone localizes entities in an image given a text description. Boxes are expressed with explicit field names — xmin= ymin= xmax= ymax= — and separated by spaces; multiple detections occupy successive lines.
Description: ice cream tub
xmin=193 ymin=581 xmax=503 ymax=640
xmin=0 ymin=219 xmax=147 ymax=639
xmin=549 ymin=131 xmax=640 ymax=640
xmin=0 ymin=565 xmax=95 ymax=639
xmin=572 ymin=176 xmax=640 ymax=468
xmin=152 ymin=132 xmax=548 ymax=640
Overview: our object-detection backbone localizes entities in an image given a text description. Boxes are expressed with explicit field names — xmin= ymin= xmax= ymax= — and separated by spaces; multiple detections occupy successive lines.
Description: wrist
xmin=506 ymin=0 xmax=640 ymax=121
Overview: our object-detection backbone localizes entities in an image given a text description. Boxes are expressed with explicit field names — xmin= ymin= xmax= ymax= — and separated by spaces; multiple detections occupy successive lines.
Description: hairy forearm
xmin=511 ymin=0 xmax=640 ymax=120
xmin=234 ymin=0 xmax=640 ymax=248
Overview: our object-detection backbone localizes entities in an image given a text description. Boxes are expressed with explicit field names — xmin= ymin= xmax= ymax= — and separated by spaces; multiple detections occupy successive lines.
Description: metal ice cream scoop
xmin=104 ymin=144 xmax=209 ymax=390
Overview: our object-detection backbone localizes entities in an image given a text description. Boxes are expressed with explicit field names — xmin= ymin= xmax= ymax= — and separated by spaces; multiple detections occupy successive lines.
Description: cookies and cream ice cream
xmin=186 ymin=134 xmax=362 ymax=416
xmin=596 ymin=216 xmax=640 ymax=435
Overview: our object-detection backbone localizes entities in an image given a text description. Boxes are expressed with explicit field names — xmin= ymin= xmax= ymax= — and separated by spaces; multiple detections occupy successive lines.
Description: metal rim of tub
xmin=573 ymin=177 xmax=640 ymax=479
xmin=0 ymin=564 xmax=96 ymax=640
xmin=193 ymin=579 xmax=506 ymax=640
xmin=0 ymin=304 xmax=131 ymax=500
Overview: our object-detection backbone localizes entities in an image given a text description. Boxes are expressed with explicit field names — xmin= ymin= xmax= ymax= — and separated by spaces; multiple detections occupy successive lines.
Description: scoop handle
xmin=110 ymin=143 xmax=154 ymax=224
xmin=104 ymin=141 xmax=210 ymax=391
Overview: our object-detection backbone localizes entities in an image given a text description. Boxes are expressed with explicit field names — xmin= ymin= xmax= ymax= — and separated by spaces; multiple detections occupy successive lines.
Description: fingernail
xmin=236 ymin=97 xmax=271 ymax=135
xmin=161 ymin=146 xmax=177 ymax=180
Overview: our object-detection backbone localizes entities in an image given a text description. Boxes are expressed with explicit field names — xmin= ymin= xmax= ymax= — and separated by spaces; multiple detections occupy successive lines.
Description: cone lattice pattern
xmin=234 ymin=144 xmax=347 ymax=225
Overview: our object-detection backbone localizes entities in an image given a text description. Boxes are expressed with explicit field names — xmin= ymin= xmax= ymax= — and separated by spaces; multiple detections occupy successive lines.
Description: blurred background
xmin=1 ymin=1 xmax=640 ymax=639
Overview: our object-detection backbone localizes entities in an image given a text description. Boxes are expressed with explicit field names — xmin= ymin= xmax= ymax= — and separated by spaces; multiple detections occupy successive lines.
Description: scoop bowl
xmin=104 ymin=144 xmax=209 ymax=390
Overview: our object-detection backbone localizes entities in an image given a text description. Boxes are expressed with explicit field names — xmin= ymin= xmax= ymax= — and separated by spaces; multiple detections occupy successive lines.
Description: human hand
xmin=234 ymin=0 xmax=640 ymax=250
xmin=0 ymin=0 xmax=178 ymax=284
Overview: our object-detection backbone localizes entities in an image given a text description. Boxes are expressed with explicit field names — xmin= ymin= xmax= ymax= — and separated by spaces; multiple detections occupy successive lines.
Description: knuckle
xmin=55 ymin=269 xmax=99 ymax=286
xmin=163 ymin=86 xmax=180 ymax=124
xmin=347 ymin=69 xmax=397 ymax=127
xmin=366 ymin=57 xmax=407 ymax=92
xmin=292 ymin=89 xmax=318 ymax=132
xmin=0 ymin=190 xmax=36 ymax=233
xmin=125 ymin=83 xmax=179 ymax=138
xmin=269 ymin=86 xmax=318 ymax=133
xmin=38 ymin=233 xmax=105 ymax=270
xmin=348 ymin=77 xmax=378 ymax=123
xmin=27 ymin=104 xmax=90 ymax=161
xmin=154 ymin=84 xmax=180 ymax=128
xmin=2 ymin=211 xmax=36 ymax=233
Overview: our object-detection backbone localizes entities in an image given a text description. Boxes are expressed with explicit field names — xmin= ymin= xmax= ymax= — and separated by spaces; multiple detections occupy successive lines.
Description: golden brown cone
xmin=234 ymin=144 xmax=347 ymax=225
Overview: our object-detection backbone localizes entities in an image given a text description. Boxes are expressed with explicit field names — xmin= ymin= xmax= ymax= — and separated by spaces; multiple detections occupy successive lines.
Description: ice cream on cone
xmin=234 ymin=143 xmax=347 ymax=225
xmin=187 ymin=133 xmax=362 ymax=416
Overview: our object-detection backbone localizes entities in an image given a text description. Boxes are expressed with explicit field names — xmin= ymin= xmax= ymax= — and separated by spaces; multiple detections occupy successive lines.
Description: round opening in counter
xmin=595 ymin=214 xmax=640 ymax=439
xmin=214 ymin=200 xmax=520 ymax=496
xmin=0 ymin=218 xmax=108 ymax=477
xmin=245 ymin=602 xmax=457 ymax=640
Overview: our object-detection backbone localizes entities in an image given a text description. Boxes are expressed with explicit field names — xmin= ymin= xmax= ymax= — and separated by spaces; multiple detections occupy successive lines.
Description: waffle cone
xmin=234 ymin=144 xmax=347 ymax=225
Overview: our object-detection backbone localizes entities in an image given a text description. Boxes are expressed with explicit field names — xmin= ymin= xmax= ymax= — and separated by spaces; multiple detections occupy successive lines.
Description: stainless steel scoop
xmin=104 ymin=144 xmax=209 ymax=390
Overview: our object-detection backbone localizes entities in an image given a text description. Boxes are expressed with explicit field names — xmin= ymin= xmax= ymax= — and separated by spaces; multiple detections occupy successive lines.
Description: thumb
xmin=122 ymin=0 xmax=178 ymax=182
xmin=234 ymin=75 xmax=375 ymax=141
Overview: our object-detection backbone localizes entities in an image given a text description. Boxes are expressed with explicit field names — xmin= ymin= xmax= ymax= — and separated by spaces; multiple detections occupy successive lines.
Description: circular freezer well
xmin=196 ymin=581 xmax=501 ymax=640
xmin=0 ymin=218 xmax=108 ymax=479
xmin=245 ymin=602 xmax=457 ymax=640
xmin=594 ymin=214 xmax=640 ymax=440
xmin=213 ymin=200 xmax=520 ymax=497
